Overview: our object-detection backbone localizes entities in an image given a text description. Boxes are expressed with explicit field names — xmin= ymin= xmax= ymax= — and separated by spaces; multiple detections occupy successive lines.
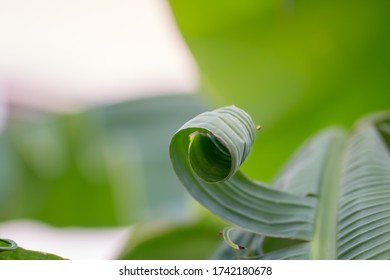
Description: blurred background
xmin=0 ymin=0 xmax=389 ymax=259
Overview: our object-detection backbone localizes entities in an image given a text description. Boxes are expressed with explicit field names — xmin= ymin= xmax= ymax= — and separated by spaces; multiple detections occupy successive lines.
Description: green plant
xmin=0 ymin=95 xmax=205 ymax=227
xmin=0 ymin=95 xmax=209 ymax=260
xmin=169 ymin=0 xmax=390 ymax=182
xmin=0 ymin=239 xmax=64 ymax=260
xmin=170 ymin=106 xmax=390 ymax=259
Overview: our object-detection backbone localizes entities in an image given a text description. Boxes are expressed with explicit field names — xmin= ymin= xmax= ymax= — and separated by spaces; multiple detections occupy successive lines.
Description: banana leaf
xmin=170 ymin=106 xmax=390 ymax=259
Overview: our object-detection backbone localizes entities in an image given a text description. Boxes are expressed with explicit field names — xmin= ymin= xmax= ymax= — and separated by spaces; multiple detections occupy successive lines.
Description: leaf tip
xmin=221 ymin=227 xmax=247 ymax=251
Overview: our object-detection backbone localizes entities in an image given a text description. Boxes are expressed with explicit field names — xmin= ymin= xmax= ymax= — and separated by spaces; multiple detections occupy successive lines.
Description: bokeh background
xmin=0 ymin=0 xmax=389 ymax=259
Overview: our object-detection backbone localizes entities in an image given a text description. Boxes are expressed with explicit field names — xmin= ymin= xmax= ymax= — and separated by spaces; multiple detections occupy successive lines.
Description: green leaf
xmin=169 ymin=0 xmax=390 ymax=181
xmin=118 ymin=214 xmax=227 ymax=260
xmin=337 ymin=123 xmax=390 ymax=259
xmin=0 ymin=249 xmax=65 ymax=260
xmin=212 ymin=229 xmax=309 ymax=260
xmin=0 ymin=95 xmax=205 ymax=227
xmin=171 ymin=106 xmax=390 ymax=259
xmin=0 ymin=239 xmax=65 ymax=260
xmin=170 ymin=106 xmax=316 ymax=240
xmin=257 ymin=243 xmax=311 ymax=260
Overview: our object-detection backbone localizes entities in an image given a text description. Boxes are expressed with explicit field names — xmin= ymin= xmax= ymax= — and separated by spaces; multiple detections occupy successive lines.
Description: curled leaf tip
xmin=188 ymin=131 xmax=232 ymax=183
xmin=221 ymin=227 xmax=247 ymax=251
xmin=170 ymin=105 xmax=316 ymax=240
xmin=171 ymin=105 xmax=256 ymax=183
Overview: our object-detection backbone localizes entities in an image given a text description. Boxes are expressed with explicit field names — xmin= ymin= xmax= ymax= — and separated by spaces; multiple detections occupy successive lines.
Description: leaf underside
xmin=170 ymin=106 xmax=316 ymax=241
xmin=337 ymin=124 xmax=390 ymax=259
xmin=170 ymin=106 xmax=390 ymax=259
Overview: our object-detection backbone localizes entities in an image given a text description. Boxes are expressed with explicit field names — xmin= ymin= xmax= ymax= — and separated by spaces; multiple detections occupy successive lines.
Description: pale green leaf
xmin=170 ymin=106 xmax=316 ymax=240
xmin=171 ymin=106 xmax=390 ymax=259
xmin=337 ymin=124 xmax=390 ymax=259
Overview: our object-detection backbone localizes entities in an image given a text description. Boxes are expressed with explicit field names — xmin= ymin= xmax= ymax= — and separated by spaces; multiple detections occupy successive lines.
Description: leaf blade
xmin=170 ymin=106 xmax=316 ymax=240
xmin=337 ymin=124 xmax=390 ymax=260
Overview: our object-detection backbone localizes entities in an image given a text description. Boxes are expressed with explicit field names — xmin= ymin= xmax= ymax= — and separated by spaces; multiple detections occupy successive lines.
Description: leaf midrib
xmin=311 ymin=129 xmax=347 ymax=259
